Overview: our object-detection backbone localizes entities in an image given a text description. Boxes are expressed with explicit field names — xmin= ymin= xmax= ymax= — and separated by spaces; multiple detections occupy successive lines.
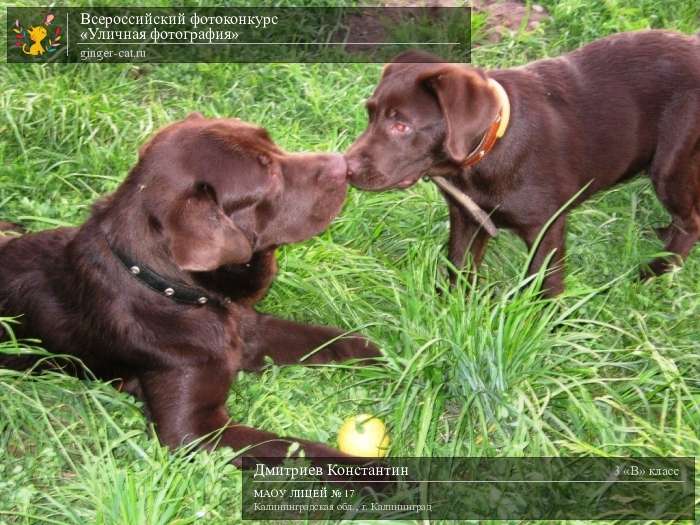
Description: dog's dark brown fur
xmin=0 ymin=114 xmax=379 ymax=464
xmin=346 ymin=30 xmax=700 ymax=295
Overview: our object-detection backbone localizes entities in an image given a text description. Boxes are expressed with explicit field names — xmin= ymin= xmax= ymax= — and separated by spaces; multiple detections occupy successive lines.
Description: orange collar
xmin=461 ymin=78 xmax=511 ymax=168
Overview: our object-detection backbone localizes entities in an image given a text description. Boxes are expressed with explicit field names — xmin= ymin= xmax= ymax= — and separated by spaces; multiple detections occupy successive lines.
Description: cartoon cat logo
xmin=24 ymin=25 xmax=48 ymax=56
xmin=13 ymin=13 xmax=62 ymax=58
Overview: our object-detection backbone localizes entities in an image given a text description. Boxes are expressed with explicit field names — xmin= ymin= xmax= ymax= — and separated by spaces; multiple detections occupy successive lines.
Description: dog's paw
xmin=302 ymin=334 xmax=382 ymax=366
xmin=332 ymin=336 xmax=382 ymax=364
xmin=640 ymin=257 xmax=680 ymax=280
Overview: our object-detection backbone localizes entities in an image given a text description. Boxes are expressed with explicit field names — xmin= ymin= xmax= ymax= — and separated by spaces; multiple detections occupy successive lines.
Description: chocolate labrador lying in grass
xmin=0 ymin=114 xmax=379 ymax=464
xmin=346 ymin=30 xmax=700 ymax=295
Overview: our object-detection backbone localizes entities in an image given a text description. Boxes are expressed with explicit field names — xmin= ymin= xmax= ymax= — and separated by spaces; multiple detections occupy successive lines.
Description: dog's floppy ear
xmin=419 ymin=65 xmax=499 ymax=164
xmin=382 ymin=50 xmax=442 ymax=80
xmin=166 ymin=183 xmax=253 ymax=272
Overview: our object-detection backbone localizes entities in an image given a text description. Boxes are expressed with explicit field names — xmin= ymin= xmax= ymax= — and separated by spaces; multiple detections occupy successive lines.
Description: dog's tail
xmin=0 ymin=221 xmax=24 ymax=246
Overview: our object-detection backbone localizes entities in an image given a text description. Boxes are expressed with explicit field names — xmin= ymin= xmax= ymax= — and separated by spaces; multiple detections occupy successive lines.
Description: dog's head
xmin=109 ymin=114 xmax=347 ymax=272
xmin=346 ymin=51 xmax=501 ymax=190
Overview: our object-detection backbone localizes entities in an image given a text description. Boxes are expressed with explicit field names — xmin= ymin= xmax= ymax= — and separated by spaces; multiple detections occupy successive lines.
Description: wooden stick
xmin=432 ymin=176 xmax=498 ymax=237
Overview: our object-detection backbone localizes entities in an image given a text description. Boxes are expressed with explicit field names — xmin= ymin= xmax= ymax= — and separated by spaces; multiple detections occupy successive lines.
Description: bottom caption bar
xmin=241 ymin=457 xmax=695 ymax=521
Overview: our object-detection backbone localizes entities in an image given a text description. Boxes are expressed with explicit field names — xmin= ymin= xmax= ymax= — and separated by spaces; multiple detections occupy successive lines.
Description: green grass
xmin=1 ymin=0 xmax=699 ymax=523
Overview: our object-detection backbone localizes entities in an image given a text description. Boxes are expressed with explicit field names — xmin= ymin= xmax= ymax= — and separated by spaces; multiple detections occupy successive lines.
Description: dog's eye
xmin=391 ymin=122 xmax=410 ymax=134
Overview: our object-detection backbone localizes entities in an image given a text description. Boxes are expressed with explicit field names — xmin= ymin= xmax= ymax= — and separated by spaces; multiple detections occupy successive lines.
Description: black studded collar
xmin=109 ymin=245 xmax=228 ymax=309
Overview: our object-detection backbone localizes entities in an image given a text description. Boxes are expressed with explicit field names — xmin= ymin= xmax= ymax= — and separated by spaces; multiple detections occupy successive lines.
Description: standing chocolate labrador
xmin=0 ymin=114 xmax=379 ymax=464
xmin=346 ymin=30 xmax=700 ymax=295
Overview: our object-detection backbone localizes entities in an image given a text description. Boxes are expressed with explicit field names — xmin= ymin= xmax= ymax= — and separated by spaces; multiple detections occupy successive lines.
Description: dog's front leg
xmin=521 ymin=215 xmax=567 ymax=297
xmin=238 ymin=309 xmax=380 ymax=371
xmin=139 ymin=365 xmax=355 ymax=465
xmin=445 ymin=199 xmax=491 ymax=287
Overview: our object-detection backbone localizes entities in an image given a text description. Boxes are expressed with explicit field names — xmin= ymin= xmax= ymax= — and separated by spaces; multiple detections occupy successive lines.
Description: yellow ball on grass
xmin=337 ymin=414 xmax=390 ymax=457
